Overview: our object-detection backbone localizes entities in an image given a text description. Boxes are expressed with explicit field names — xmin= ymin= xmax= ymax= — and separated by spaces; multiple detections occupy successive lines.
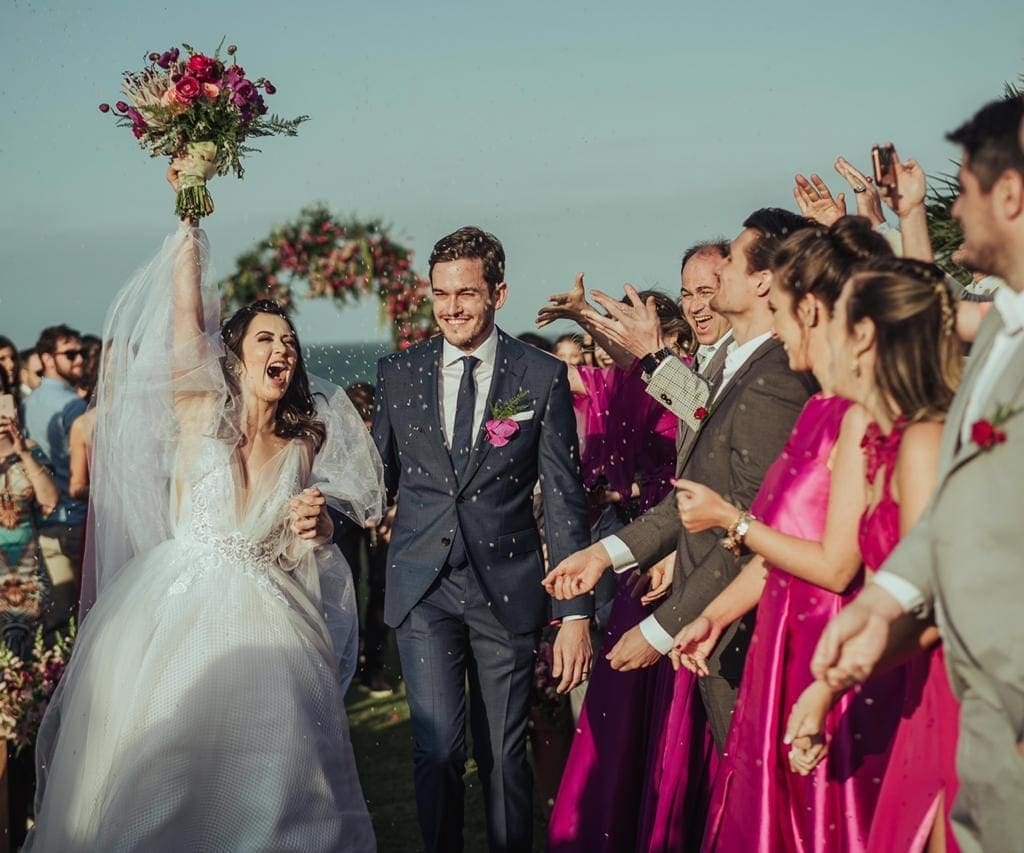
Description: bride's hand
xmin=289 ymin=487 xmax=332 ymax=542
xmin=166 ymin=157 xmax=188 ymax=194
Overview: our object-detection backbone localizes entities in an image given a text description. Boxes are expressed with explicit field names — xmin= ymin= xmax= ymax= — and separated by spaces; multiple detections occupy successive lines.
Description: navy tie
xmin=450 ymin=355 xmax=480 ymax=482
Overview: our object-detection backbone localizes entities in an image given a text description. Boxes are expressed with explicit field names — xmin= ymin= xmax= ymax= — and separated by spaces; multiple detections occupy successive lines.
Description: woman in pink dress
xmin=671 ymin=218 xmax=907 ymax=851
xmin=786 ymin=258 xmax=963 ymax=852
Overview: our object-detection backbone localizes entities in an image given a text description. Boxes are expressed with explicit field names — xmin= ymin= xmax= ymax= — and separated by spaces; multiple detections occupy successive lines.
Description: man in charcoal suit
xmin=545 ymin=209 xmax=818 ymax=747
xmin=373 ymin=226 xmax=593 ymax=853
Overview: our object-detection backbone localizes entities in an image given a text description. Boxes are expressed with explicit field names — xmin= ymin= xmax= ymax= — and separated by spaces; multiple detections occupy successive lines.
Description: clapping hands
xmin=537 ymin=272 xmax=590 ymax=328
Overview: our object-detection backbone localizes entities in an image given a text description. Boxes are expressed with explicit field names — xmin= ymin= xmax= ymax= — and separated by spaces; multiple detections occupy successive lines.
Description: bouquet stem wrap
xmin=175 ymin=141 xmax=219 ymax=221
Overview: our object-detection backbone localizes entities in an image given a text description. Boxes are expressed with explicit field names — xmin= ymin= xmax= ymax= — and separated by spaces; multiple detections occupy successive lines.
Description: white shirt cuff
xmin=639 ymin=615 xmax=675 ymax=655
xmin=602 ymin=535 xmax=638 ymax=574
xmin=871 ymin=571 xmax=928 ymax=615
xmin=561 ymin=614 xmax=589 ymax=622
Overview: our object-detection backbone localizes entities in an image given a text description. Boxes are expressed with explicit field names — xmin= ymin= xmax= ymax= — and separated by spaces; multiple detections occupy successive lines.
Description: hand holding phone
xmin=871 ymin=143 xmax=897 ymax=192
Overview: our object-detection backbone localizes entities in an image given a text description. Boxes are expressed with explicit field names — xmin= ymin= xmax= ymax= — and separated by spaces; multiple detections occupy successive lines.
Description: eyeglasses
xmin=55 ymin=349 xmax=85 ymax=361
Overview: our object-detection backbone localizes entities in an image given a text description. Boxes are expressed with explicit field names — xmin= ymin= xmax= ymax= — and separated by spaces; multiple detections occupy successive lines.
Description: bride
xmin=28 ymin=165 xmax=382 ymax=851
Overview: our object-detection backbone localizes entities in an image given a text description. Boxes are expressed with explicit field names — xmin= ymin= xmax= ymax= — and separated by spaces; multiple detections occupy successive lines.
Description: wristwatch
xmin=640 ymin=347 xmax=674 ymax=377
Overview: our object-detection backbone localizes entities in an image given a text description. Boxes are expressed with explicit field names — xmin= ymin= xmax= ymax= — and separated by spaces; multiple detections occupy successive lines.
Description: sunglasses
xmin=55 ymin=349 xmax=85 ymax=361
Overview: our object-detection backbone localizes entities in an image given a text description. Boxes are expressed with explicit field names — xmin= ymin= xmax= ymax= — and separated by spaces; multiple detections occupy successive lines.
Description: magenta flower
xmin=115 ymin=101 xmax=128 ymax=113
xmin=264 ymin=80 xmax=276 ymax=95
xmin=485 ymin=419 xmax=520 ymax=448
xmin=98 ymin=103 xmax=110 ymax=112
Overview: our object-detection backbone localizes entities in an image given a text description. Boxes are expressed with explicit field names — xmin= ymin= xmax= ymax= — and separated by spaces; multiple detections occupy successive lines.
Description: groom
xmin=373 ymin=226 xmax=594 ymax=853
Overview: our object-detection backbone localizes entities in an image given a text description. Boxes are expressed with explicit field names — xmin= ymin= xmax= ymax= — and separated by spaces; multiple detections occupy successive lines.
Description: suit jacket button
xmin=441 ymin=536 xmax=451 ymax=546
xmin=456 ymin=496 xmax=465 ymax=504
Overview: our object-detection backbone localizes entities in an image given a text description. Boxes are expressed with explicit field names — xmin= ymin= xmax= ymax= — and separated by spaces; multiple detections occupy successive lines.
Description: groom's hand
xmin=606 ymin=625 xmax=662 ymax=671
xmin=542 ymin=542 xmax=611 ymax=600
xmin=552 ymin=619 xmax=593 ymax=694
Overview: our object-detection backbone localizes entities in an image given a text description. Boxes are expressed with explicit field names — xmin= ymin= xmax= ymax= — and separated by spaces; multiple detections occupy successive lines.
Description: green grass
xmin=346 ymin=674 xmax=553 ymax=852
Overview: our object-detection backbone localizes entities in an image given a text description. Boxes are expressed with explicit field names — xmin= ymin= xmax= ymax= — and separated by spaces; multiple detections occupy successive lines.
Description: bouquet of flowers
xmin=0 ymin=622 xmax=76 ymax=755
xmin=99 ymin=41 xmax=308 ymax=220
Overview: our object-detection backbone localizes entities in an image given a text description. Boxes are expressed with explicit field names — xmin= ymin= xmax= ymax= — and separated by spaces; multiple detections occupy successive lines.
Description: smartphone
xmin=0 ymin=394 xmax=15 ymax=419
xmin=872 ymin=143 xmax=897 ymax=190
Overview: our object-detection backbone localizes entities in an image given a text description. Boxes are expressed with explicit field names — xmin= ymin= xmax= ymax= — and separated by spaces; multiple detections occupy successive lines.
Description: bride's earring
xmin=850 ymin=358 xmax=861 ymax=378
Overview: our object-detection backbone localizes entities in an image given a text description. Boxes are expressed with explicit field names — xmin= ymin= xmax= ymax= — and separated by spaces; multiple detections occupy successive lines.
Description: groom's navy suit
xmin=373 ymin=328 xmax=591 ymax=852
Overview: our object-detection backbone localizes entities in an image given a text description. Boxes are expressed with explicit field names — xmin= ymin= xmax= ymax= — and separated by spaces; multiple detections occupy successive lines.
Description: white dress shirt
xmin=695 ymin=330 xmax=733 ymax=377
xmin=873 ymin=286 xmax=1024 ymax=612
xmin=440 ymin=327 xmax=499 ymax=448
xmin=604 ymin=330 xmax=773 ymax=653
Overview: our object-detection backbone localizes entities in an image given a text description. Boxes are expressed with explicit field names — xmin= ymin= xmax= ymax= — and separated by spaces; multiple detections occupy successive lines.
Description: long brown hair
xmin=843 ymin=258 xmax=962 ymax=422
xmin=220 ymin=300 xmax=326 ymax=449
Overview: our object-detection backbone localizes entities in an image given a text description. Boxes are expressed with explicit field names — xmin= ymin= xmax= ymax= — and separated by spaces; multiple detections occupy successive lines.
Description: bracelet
xmin=720 ymin=510 xmax=755 ymax=557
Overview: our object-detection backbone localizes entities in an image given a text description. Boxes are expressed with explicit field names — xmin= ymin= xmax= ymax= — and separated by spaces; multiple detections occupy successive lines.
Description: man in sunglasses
xmin=23 ymin=324 xmax=89 ymax=629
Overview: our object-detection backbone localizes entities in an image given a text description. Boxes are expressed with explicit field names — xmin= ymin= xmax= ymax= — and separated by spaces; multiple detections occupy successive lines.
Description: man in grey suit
xmin=546 ymin=209 xmax=817 ymax=747
xmin=373 ymin=226 xmax=593 ymax=853
xmin=806 ymin=97 xmax=1024 ymax=853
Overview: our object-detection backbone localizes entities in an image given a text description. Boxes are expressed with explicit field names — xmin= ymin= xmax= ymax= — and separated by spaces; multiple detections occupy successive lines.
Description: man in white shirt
xmin=545 ymin=209 xmax=817 ymax=748
xmin=807 ymin=96 xmax=1024 ymax=852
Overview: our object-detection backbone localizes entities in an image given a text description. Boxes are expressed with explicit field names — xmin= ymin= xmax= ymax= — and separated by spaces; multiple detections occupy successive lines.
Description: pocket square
xmin=510 ymin=410 xmax=535 ymax=422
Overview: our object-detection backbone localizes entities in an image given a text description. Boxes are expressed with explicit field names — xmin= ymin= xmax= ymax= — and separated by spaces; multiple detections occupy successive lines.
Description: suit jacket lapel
xmin=458 ymin=331 xmax=527 ymax=491
xmin=675 ymin=342 xmax=730 ymax=474
xmin=677 ymin=337 xmax=781 ymax=474
xmin=947 ymin=314 xmax=1024 ymax=475
xmin=422 ymin=337 xmax=458 ymax=480
xmin=939 ymin=313 xmax=1001 ymax=471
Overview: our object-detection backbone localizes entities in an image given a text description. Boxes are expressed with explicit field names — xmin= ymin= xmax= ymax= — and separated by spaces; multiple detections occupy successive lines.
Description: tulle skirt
xmin=28 ymin=537 xmax=375 ymax=852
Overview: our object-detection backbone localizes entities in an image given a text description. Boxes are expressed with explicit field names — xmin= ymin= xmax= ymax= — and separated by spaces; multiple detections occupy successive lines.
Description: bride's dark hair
xmin=221 ymin=300 xmax=326 ymax=450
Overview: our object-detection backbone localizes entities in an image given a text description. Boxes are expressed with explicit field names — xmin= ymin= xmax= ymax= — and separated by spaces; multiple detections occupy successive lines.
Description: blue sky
xmin=2 ymin=0 xmax=1022 ymax=348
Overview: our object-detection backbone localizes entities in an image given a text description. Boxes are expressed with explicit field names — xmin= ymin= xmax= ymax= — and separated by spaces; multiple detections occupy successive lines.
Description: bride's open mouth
xmin=266 ymin=360 xmax=290 ymax=386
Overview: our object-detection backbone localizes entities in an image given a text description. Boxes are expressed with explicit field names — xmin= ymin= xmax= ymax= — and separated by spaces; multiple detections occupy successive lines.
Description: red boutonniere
xmin=694 ymin=406 xmax=709 ymax=422
xmin=970 ymin=403 xmax=1020 ymax=451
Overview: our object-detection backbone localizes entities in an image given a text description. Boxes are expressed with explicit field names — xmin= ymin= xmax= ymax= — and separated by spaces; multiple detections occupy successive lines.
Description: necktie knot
xmin=462 ymin=355 xmax=480 ymax=374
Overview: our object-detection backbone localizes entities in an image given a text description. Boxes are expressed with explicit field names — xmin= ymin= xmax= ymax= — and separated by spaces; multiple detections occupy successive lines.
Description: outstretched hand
xmin=542 ymin=542 xmax=611 ymax=600
xmin=669 ymin=615 xmax=722 ymax=675
xmin=877 ymin=147 xmax=926 ymax=215
xmin=537 ymin=272 xmax=590 ymax=329
xmin=833 ymin=156 xmax=885 ymax=227
xmin=810 ymin=586 xmax=901 ymax=689
xmin=793 ymin=173 xmax=846 ymax=226
xmin=582 ymin=285 xmax=664 ymax=360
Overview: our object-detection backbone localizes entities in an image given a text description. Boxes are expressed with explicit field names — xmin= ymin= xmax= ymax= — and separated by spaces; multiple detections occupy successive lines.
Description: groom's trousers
xmin=396 ymin=561 xmax=537 ymax=853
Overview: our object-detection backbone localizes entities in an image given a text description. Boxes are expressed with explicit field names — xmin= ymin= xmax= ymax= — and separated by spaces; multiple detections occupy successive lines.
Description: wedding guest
xmin=22 ymin=324 xmax=88 ymax=627
xmin=542 ymin=244 xmax=731 ymax=852
xmin=554 ymin=333 xmax=585 ymax=366
xmin=516 ymin=330 xmax=553 ymax=353
xmin=0 ymin=337 xmax=18 ymax=403
xmin=76 ymin=333 xmax=102 ymax=401
xmin=0 ymin=367 xmax=58 ymax=658
xmin=806 ymin=95 xmax=1024 ymax=852
xmin=544 ymin=208 xmax=817 ymax=753
xmin=18 ymin=348 xmax=43 ymax=399
xmin=671 ymin=218 xmax=907 ymax=851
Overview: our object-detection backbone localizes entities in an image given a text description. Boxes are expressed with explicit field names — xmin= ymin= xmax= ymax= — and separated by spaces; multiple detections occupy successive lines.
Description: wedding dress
xmin=28 ymin=226 xmax=382 ymax=852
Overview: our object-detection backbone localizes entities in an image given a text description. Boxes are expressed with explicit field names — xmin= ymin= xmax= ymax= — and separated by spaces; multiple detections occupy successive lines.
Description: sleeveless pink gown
xmin=862 ymin=422 xmax=961 ymax=853
xmin=702 ymin=397 xmax=907 ymax=852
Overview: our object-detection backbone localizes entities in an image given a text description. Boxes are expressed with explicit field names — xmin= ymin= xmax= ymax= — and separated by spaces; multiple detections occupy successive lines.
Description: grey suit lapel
xmin=947 ymin=314 xmax=1024 ymax=476
xmin=458 ymin=331 xmax=528 ymax=491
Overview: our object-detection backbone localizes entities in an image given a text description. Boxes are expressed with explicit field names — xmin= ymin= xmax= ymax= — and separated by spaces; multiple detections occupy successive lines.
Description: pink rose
xmin=175 ymin=75 xmax=202 ymax=103
xmin=485 ymin=418 xmax=520 ymax=447
xmin=203 ymin=83 xmax=220 ymax=99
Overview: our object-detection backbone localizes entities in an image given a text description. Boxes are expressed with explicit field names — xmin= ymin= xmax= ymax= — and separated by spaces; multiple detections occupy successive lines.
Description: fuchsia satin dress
xmin=702 ymin=397 xmax=907 ymax=852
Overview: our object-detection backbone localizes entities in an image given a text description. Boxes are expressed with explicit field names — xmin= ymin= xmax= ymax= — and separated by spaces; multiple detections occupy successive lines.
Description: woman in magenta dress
xmin=786 ymin=259 xmax=963 ymax=852
xmin=671 ymin=218 xmax=909 ymax=851
xmin=542 ymin=285 xmax=700 ymax=851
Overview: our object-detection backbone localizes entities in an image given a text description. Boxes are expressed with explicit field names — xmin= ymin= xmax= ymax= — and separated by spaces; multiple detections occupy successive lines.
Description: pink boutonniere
xmin=694 ymin=406 xmax=709 ymax=422
xmin=970 ymin=403 xmax=1020 ymax=451
xmin=486 ymin=390 xmax=530 ymax=447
